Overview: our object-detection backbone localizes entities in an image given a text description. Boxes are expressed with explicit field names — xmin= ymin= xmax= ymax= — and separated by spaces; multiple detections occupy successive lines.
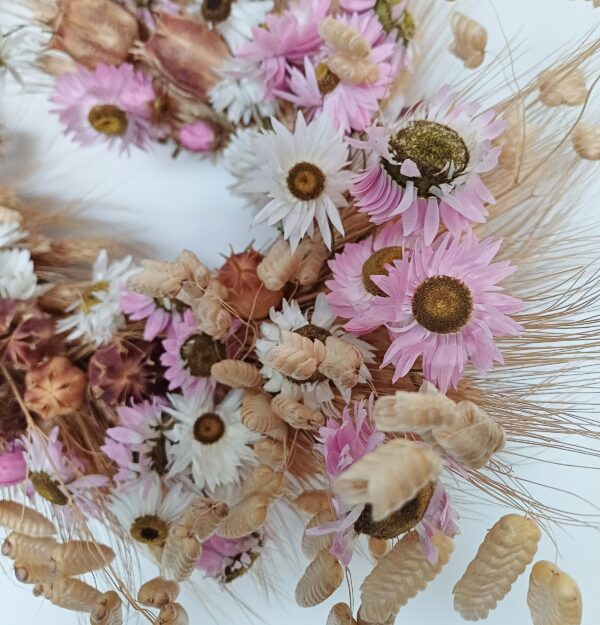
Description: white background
xmin=2 ymin=1 xmax=600 ymax=624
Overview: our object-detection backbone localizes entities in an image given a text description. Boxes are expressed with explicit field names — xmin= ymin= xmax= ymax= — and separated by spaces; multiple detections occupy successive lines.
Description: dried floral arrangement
xmin=1 ymin=1 xmax=600 ymax=624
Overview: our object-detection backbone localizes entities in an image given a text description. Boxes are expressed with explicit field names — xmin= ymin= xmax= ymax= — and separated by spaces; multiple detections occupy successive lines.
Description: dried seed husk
xmin=271 ymin=395 xmax=325 ymax=430
xmin=217 ymin=493 xmax=270 ymax=539
xmin=295 ymin=549 xmax=344 ymax=608
xmin=257 ymin=239 xmax=302 ymax=290
xmin=264 ymin=330 xmax=326 ymax=381
xmin=327 ymin=602 xmax=357 ymax=625
xmin=179 ymin=498 xmax=229 ymax=540
xmin=14 ymin=561 xmax=55 ymax=583
xmin=41 ymin=577 xmax=103 ymax=612
xmin=571 ymin=123 xmax=600 ymax=160
xmin=161 ymin=526 xmax=202 ymax=582
xmin=177 ymin=250 xmax=211 ymax=289
xmin=242 ymin=390 xmax=288 ymax=440
xmin=318 ymin=336 xmax=363 ymax=389
xmin=367 ymin=537 xmax=391 ymax=560
xmin=0 ymin=501 xmax=55 ymax=537
xmin=127 ymin=259 xmax=190 ymax=298
xmin=449 ymin=12 xmax=487 ymax=68
xmin=295 ymin=490 xmax=333 ymax=515
xmin=295 ymin=238 xmax=330 ymax=286
xmin=360 ymin=532 xmax=454 ymax=623
xmin=90 ymin=591 xmax=122 ymax=625
xmin=356 ymin=606 xmax=395 ymax=625
xmin=138 ymin=577 xmax=181 ymax=608
xmin=527 ymin=561 xmax=582 ymax=625
xmin=157 ymin=602 xmax=189 ymax=625
xmin=254 ymin=438 xmax=286 ymax=470
xmin=2 ymin=532 xmax=56 ymax=562
xmin=242 ymin=465 xmax=285 ymax=499
xmin=302 ymin=510 xmax=336 ymax=559
xmin=538 ymin=68 xmax=587 ymax=106
xmin=191 ymin=283 xmax=231 ymax=340
xmin=210 ymin=360 xmax=263 ymax=389
xmin=50 ymin=541 xmax=116 ymax=576
xmin=334 ymin=439 xmax=442 ymax=521
xmin=453 ymin=514 xmax=542 ymax=621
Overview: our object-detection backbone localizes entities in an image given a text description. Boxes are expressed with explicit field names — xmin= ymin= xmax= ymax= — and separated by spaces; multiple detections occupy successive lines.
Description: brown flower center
xmin=354 ymin=482 xmax=435 ymax=539
xmin=361 ymin=246 xmax=403 ymax=296
xmin=180 ymin=333 xmax=225 ymax=378
xmin=202 ymin=0 xmax=233 ymax=22
xmin=316 ymin=62 xmax=340 ymax=95
xmin=81 ymin=280 xmax=109 ymax=313
xmin=30 ymin=471 xmax=69 ymax=506
xmin=88 ymin=105 xmax=129 ymax=137
xmin=130 ymin=514 xmax=169 ymax=545
xmin=412 ymin=275 xmax=473 ymax=334
xmin=287 ymin=162 xmax=326 ymax=201
xmin=383 ymin=120 xmax=470 ymax=196
xmin=193 ymin=412 xmax=226 ymax=444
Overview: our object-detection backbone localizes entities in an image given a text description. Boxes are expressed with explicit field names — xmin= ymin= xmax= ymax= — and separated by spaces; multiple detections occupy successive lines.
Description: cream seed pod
xmin=257 ymin=238 xmax=303 ymax=291
xmin=241 ymin=390 xmax=289 ymax=440
xmin=449 ymin=12 xmax=487 ymax=69
xmin=191 ymin=283 xmax=231 ymax=340
xmin=538 ymin=68 xmax=588 ymax=107
xmin=327 ymin=603 xmax=357 ymax=625
xmin=271 ymin=395 xmax=326 ymax=430
xmin=295 ymin=238 xmax=330 ymax=286
xmin=453 ymin=514 xmax=542 ymax=620
xmin=571 ymin=123 xmax=600 ymax=160
xmin=360 ymin=532 xmax=454 ymax=623
xmin=302 ymin=510 xmax=336 ymax=559
xmin=161 ymin=525 xmax=202 ymax=582
xmin=14 ymin=561 xmax=55 ymax=583
xmin=137 ymin=577 xmax=180 ymax=608
xmin=127 ymin=259 xmax=191 ymax=298
xmin=210 ymin=359 xmax=263 ymax=389
xmin=294 ymin=490 xmax=332 ymax=515
xmin=495 ymin=108 xmax=539 ymax=171
xmin=264 ymin=330 xmax=326 ymax=381
xmin=217 ymin=493 xmax=270 ymax=539
xmin=318 ymin=336 xmax=363 ymax=389
xmin=368 ymin=537 xmax=391 ymax=560
xmin=157 ymin=602 xmax=190 ymax=625
xmin=527 ymin=561 xmax=582 ymax=625
xmin=254 ymin=437 xmax=286 ymax=470
xmin=177 ymin=250 xmax=211 ymax=291
xmin=334 ymin=439 xmax=442 ymax=521
xmin=49 ymin=541 xmax=116 ymax=576
xmin=40 ymin=577 xmax=104 ymax=612
xmin=356 ymin=606 xmax=395 ymax=625
xmin=179 ymin=498 xmax=229 ymax=540
xmin=2 ymin=533 xmax=57 ymax=562
xmin=90 ymin=591 xmax=122 ymax=625
xmin=242 ymin=465 xmax=285 ymax=499
xmin=295 ymin=549 xmax=344 ymax=608
xmin=0 ymin=501 xmax=56 ymax=537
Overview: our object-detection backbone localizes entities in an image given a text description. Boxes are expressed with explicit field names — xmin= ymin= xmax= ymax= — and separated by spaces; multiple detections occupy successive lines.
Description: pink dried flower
xmin=371 ymin=233 xmax=523 ymax=392
xmin=51 ymin=63 xmax=156 ymax=154
xmin=0 ymin=445 xmax=27 ymax=488
xmin=121 ymin=290 xmax=173 ymax=341
xmin=197 ymin=533 xmax=263 ymax=584
xmin=178 ymin=121 xmax=216 ymax=153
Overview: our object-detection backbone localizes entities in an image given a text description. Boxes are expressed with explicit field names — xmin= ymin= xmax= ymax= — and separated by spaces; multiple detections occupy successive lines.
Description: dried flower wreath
xmin=0 ymin=1 xmax=599 ymax=624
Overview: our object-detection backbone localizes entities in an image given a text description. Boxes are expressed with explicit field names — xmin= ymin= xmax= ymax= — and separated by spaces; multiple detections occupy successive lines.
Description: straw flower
xmin=0 ymin=249 xmax=40 ymax=300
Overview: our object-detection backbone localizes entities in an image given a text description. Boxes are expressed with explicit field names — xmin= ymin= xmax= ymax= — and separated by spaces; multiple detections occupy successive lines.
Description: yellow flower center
xmin=30 ymin=471 xmax=69 ymax=506
xmin=286 ymin=162 xmax=326 ymax=201
xmin=316 ymin=62 xmax=340 ymax=95
xmin=361 ymin=246 xmax=404 ymax=296
xmin=130 ymin=514 xmax=169 ymax=545
xmin=193 ymin=412 xmax=226 ymax=444
xmin=81 ymin=280 xmax=109 ymax=313
xmin=412 ymin=275 xmax=473 ymax=334
xmin=88 ymin=105 xmax=129 ymax=137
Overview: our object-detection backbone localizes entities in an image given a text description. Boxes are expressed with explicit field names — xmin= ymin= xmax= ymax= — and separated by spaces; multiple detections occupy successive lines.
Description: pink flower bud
xmin=0 ymin=449 xmax=27 ymax=487
xmin=179 ymin=121 xmax=216 ymax=153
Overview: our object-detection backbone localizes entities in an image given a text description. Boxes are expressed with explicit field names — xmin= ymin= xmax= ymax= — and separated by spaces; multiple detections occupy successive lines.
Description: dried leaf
xmin=138 ymin=577 xmax=181 ymax=607
xmin=241 ymin=390 xmax=288 ymax=440
xmin=271 ymin=394 xmax=325 ymax=430
xmin=211 ymin=359 xmax=263 ymax=389
xmin=527 ymin=561 xmax=582 ymax=625
xmin=50 ymin=541 xmax=116 ymax=576
xmin=327 ymin=602 xmax=357 ymax=625
xmin=217 ymin=493 xmax=270 ymax=539
xmin=2 ymin=533 xmax=56 ymax=562
xmin=295 ymin=550 xmax=344 ymax=608
xmin=264 ymin=330 xmax=326 ymax=381
xmin=453 ymin=514 xmax=542 ymax=620
xmin=449 ymin=12 xmax=487 ymax=68
xmin=318 ymin=336 xmax=363 ymax=389
xmin=295 ymin=490 xmax=333 ymax=515
xmin=0 ymin=501 xmax=55 ymax=537
xmin=538 ymin=68 xmax=587 ymax=106
xmin=90 ymin=591 xmax=122 ymax=625
xmin=302 ymin=510 xmax=336 ymax=559
xmin=257 ymin=238 xmax=302 ymax=290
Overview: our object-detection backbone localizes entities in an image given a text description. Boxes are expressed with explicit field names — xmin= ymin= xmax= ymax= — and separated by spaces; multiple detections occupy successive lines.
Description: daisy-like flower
xmin=256 ymin=294 xmax=374 ymax=413
xmin=0 ymin=220 xmax=27 ymax=249
xmin=234 ymin=112 xmax=350 ymax=250
xmin=51 ymin=63 xmax=156 ymax=154
xmin=102 ymin=397 xmax=174 ymax=486
xmin=372 ymin=233 xmax=523 ymax=392
xmin=56 ymin=250 xmax=136 ymax=347
xmin=197 ymin=532 xmax=263 ymax=584
xmin=0 ymin=249 xmax=40 ymax=300
xmin=165 ymin=388 xmax=257 ymax=492
xmin=350 ymin=87 xmax=506 ymax=244
xmin=160 ymin=308 xmax=223 ymax=395
xmin=109 ymin=474 xmax=195 ymax=548
xmin=121 ymin=290 xmax=174 ymax=341
xmin=23 ymin=427 xmax=109 ymax=519
xmin=279 ymin=13 xmax=395 ymax=133
xmin=326 ymin=219 xmax=412 ymax=335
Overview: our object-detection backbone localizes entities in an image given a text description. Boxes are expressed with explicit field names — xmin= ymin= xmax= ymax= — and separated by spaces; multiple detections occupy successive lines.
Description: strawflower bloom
xmin=0 ymin=249 xmax=40 ymax=300
xmin=121 ymin=290 xmax=174 ymax=341
xmin=197 ymin=533 xmax=263 ymax=584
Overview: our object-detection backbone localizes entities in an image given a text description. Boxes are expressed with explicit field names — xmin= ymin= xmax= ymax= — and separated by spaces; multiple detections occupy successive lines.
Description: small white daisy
xmin=0 ymin=221 xmax=27 ymax=248
xmin=56 ymin=250 xmax=136 ymax=346
xmin=165 ymin=389 xmax=257 ymax=492
xmin=109 ymin=475 xmax=195 ymax=548
xmin=0 ymin=248 xmax=40 ymax=299
xmin=235 ymin=112 xmax=351 ymax=250
xmin=224 ymin=127 xmax=260 ymax=182
xmin=0 ymin=26 xmax=42 ymax=86
xmin=256 ymin=294 xmax=375 ymax=414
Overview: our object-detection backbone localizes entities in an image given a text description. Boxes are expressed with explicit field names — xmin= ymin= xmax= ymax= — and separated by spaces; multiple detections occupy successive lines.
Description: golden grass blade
xmin=527 ymin=561 xmax=582 ymax=625
xmin=295 ymin=550 xmax=344 ymax=608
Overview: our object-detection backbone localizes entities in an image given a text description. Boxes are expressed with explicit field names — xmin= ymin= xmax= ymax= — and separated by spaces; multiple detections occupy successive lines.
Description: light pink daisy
xmin=121 ymin=290 xmax=173 ymax=341
xmin=0 ymin=444 xmax=26 ymax=488
xmin=160 ymin=308 xmax=221 ymax=395
xmin=279 ymin=13 xmax=395 ymax=133
xmin=51 ymin=63 xmax=156 ymax=154
xmin=197 ymin=533 xmax=263 ymax=584
xmin=350 ymin=87 xmax=506 ymax=243
xmin=326 ymin=219 xmax=412 ymax=334
xmin=372 ymin=233 xmax=523 ymax=392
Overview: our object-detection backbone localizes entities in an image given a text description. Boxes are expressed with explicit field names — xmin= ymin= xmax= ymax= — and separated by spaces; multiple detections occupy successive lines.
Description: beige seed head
xmin=264 ymin=330 xmax=326 ymax=381
xmin=178 ymin=498 xmax=229 ymax=540
xmin=257 ymin=238 xmax=303 ymax=290
xmin=356 ymin=606 xmax=395 ymax=625
xmin=360 ymin=532 xmax=454 ymax=623
xmin=318 ymin=336 xmax=363 ymax=389
xmin=327 ymin=603 xmax=357 ymax=625
xmin=271 ymin=394 xmax=326 ymax=430
xmin=0 ymin=501 xmax=56 ymax=537
xmin=449 ymin=12 xmax=487 ymax=69
xmin=161 ymin=526 xmax=202 ymax=582
xmin=527 ymin=561 xmax=582 ymax=625
xmin=2 ymin=532 xmax=56 ymax=562
xmin=242 ymin=465 xmax=285 ymax=499
xmin=50 ymin=541 xmax=116 ymax=576
xmin=538 ymin=68 xmax=587 ymax=107
xmin=334 ymin=439 xmax=442 ymax=521
xmin=14 ymin=561 xmax=54 ymax=583
xmin=127 ymin=260 xmax=190 ymax=298
xmin=368 ymin=537 xmax=391 ymax=560
xmin=157 ymin=602 xmax=189 ymax=625
xmin=294 ymin=490 xmax=332 ymax=515
xmin=43 ymin=577 xmax=104 ymax=612
xmin=295 ymin=549 xmax=344 ymax=608
xmin=90 ymin=591 xmax=122 ymax=625
xmin=302 ymin=510 xmax=336 ymax=559
xmin=254 ymin=438 xmax=287 ymax=470
xmin=210 ymin=359 xmax=263 ymax=389
xmin=295 ymin=237 xmax=330 ymax=286
xmin=217 ymin=493 xmax=270 ymax=539
xmin=177 ymin=250 xmax=211 ymax=290
xmin=571 ymin=123 xmax=600 ymax=160
xmin=137 ymin=577 xmax=180 ymax=607
xmin=453 ymin=514 xmax=542 ymax=620
xmin=241 ymin=390 xmax=288 ymax=440
xmin=319 ymin=17 xmax=370 ymax=59
xmin=191 ymin=285 xmax=231 ymax=340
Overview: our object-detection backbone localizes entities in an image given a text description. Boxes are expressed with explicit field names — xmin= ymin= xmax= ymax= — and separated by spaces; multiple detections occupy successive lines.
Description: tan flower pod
xmin=157 ymin=602 xmax=189 ymax=625
xmin=295 ymin=238 xmax=330 ymax=286
xmin=254 ymin=438 xmax=287 ymax=470
xmin=138 ymin=577 xmax=181 ymax=608
xmin=50 ymin=541 xmax=116 ymax=576
xmin=360 ymin=532 xmax=454 ymax=623
xmin=271 ymin=395 xmax=325 ymax=430
xmin=295 ymin=549 xmax=344 ymax=608
xmin=178 ymin=498 xmax=229 ymax=540
xmin=2 ymin=533 xmax=56 ymax=562
xmin=571 ymin=123 xmax=600 ymax=160
xmin=217 ymin=493 xmax=270 ymax=539
xmin=453 ymin=514 xmax=542 ymax=620
xmin=318 ymin=336 xmax=363 ymax=389
xmin=41 ymin=577 xmax=103 ymax=612
xmin=241 ymin=390 xmax=288 ymax=441
xmin=302 ymin=510 xmax=335 ymax=559
xmin=356 ymin=606 xmax=395 ymax=625
xmin=527 ymin=561 xmax=582 ymax=625
xmin=319 ymin=17 xmax=370 ymax=60
xmin=128 ymin=260 xmax=190 ymax=298
xmin=161 ymin=526 xmax=202 ymax=582
xmin=14 ymin=561 xmax=54 ymax=583
xmin=257 ymin=239 xmax=302 ymax=291
xmin=334 ymin=439 xmax=442 ymax=521
xmin=210 ymin=360 xmax=263 ymax=389
xmin=177 ymin=250 xmax=211 ymax=290
xmin=242 ymin=465 xmax=285 ymax=499
xmin=327 ymin=603 xmax=357 ymax=625
xmin=538 ymin=68 xmax=587 ymax=107
xmin=264 ymin=330 xmax=326 ymax=381
xmin=495 ymin=108 xmax=538 ymax=171
xmin=368 ymin=537 xmax=391 ymax=560
xmin=0 ymin=501 xmax=55 ymax=537
xmin=192 ymin=284 xmax=231 ymax=340
xmin=295 ymin=490 xmax=332 ymax=515
xmin=90 ymin=591 xmax=122 ymax=625
xmin=449 ymin=12 xmax=487 ymax=69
